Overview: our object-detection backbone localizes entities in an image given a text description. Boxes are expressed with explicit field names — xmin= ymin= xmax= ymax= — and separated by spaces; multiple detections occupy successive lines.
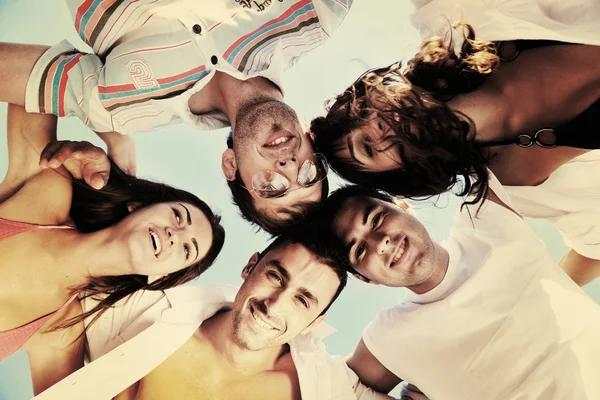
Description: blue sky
xmin=1 ymin=0 xmax=599 ymax=398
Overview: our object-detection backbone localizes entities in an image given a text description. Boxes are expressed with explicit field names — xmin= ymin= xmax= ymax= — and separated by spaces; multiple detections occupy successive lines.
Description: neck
xmin=203 ymin=309 xmax=288 ymax=373
xmin=51 ymin=227 xmax=136 ymax=288
xmin=197 ymin=72 xmax=284 ymax=130
xmin=408 ymin=242 xmax=450 ymax=295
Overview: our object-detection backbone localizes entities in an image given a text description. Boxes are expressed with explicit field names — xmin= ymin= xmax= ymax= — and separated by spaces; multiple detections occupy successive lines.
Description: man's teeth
xmin=391 ymin=238 xmax=407 ymax=265
xmin=150 ymin=230 xmax=161 ymax=256
xmin=268 ymin=136 xmax=290 ymax=146
xmin=252 ymin=308 xmax=276 ymax=330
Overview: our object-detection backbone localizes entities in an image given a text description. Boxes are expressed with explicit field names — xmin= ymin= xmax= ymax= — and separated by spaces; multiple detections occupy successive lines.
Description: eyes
xmin=353 ymin=212 xmax=384 ymax=264
xmin=266 ymin=271 xmax=309 ymax=309
xmin=172 ymin=207 xmax=191 ymax=261
xmin=361 ymin=121 xmax=385 ymax=159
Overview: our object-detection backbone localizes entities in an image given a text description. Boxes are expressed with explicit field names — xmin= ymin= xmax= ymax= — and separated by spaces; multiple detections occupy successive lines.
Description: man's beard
xmin=232 ymin=98 xmax=301 ymax=160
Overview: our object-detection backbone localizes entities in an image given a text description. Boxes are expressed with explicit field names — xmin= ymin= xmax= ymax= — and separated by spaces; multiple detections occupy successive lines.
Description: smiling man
xmin=0 ymin=0 xmax=352 ymax=234
xmin=319 ymin=185 xmax=600 ymax=400
xmin=35 ymin=224 xmax=392 ymax=400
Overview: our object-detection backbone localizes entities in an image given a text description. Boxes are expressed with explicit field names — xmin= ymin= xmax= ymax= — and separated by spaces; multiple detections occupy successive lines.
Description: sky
xmin=1 ymin=0 xmax=599 ymax=399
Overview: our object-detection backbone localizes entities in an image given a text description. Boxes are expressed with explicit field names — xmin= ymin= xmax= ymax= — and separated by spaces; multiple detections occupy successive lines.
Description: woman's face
xmin=113 ymin=201 xmax=213 ymax=277
xmin=336 ymin=115 xmax=402 ymax=173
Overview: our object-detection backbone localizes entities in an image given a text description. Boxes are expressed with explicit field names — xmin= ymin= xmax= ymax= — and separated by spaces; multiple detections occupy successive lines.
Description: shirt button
xmin=192 ymin=24 xmax=202 ymax=34
xmin=211 ymin=55 xmax=218 ymax=65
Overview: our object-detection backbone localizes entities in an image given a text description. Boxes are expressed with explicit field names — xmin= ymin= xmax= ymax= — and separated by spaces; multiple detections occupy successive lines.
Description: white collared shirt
xmin=69 ymin=284 xmax=389 ymax=400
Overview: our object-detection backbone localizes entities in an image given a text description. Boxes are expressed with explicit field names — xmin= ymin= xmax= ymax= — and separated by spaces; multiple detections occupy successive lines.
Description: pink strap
xmin=0 ymin=293 xmax=79 ymax=363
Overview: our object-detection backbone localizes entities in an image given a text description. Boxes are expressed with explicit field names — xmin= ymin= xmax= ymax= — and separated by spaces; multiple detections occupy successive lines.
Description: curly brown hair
xmin=312 ymin=22 xmax=500 ymax=206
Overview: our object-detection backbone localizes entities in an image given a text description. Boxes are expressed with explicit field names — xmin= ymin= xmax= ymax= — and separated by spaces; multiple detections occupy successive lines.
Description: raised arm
xmin=0 ymin=104 xmax=58 ymax=202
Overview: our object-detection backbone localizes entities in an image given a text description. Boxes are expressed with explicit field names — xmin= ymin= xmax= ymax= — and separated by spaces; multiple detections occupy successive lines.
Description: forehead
xmin=333 ymin=196 xmax=393 ymax=238
xmin=259 ymin=242 xmax=340 ymax=295
xmin=253 ymin=182 xmax=323 ymax=219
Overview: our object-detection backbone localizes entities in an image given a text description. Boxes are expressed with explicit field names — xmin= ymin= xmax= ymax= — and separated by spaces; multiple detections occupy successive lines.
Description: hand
xmin=39 ymin=140 xmax=110 ymax=190
xmin=399 ymin=383 xmax=429 ymax=400
xmin=102 ymin=133 xmax=137 ymax=176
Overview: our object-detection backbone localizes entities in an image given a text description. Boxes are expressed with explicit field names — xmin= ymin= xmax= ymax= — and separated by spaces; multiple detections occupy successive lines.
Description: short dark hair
xmin=257 ymin=223 xmax=349 ymax=316
xmin=316 ymin=185 xmax=396 ymax=281
xmin=226 ymin=131 xmax=329 ymax=236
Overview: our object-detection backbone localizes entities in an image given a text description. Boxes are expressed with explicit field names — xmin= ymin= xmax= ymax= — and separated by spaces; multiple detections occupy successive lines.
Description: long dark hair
xmin=51 ymin=160 xmax=225 ymax=332
xmin=312 ymin=22 xmax=499 ymax=206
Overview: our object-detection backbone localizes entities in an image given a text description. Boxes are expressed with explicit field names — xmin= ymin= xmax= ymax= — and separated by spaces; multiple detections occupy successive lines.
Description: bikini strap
xmin=479 ymin=128 xmax=557 ymax=149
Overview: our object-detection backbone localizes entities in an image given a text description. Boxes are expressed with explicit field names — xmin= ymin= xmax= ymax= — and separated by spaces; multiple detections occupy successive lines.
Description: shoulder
xmin=0 ymin=168 xmax=72 ymax=225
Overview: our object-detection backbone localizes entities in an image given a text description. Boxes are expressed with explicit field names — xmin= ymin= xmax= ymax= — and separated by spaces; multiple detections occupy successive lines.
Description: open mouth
xmin=389 ymin=236 xmax=408 ymax=268
xmin=249 ymin=303 xmax=279 ymax=331
xmin=263 ymin=130 xmax=295 ymax=150
xmin=149 ymin=228 xmax=162 ymax=257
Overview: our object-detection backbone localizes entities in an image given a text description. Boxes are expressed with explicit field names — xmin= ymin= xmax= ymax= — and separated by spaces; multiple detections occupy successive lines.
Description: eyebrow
xmin=269 ymin=261 xmax=319 ymax=306
xmin=347 ymin=136 xmax=365 ymax=166
xmin=181 ymin=203 xmax=199 ymax=262
xmin=347 ymin=203 xmax=376 ymax=258
xmin=180 ymin=203 xmax=192 ymax=225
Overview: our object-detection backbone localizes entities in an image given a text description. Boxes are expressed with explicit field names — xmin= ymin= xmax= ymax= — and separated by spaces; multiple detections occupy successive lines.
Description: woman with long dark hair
xmin=0 ymin=105 xmax=225 ymax=394
xmin=312 ymin=22 xmax=600 ymax=286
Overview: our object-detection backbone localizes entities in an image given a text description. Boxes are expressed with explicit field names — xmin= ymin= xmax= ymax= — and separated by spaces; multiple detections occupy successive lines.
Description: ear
xmin=301 ymin=314 xmax=326 ymax=335
xmin=307 ymin=129 xmax=315 ymax=141
xmin=127 ymin=201 xmax=142 ymax=213
xmin=352 ymin=273 xmax=373 ymax=284
xmin=221 ymin=148 xmax=238 ymax=181
xmin=241 ymin=252 xmax=260 ymax=279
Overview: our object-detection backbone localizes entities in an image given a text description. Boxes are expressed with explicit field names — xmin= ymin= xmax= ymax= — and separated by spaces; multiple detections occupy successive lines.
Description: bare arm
xmin=0 ymin=42 xmax=49 ymax=105
xmin=559 ymin=250 xmax=600 ymax=286
xmin=0 ymin=104 xmax=57 ymax=203
xmin=346 ymin=339 xmax=402 ymax=395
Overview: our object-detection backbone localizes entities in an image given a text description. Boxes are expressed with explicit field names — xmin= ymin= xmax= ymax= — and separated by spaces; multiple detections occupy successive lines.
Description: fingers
xmin=39 ymin=141 xmax=70 ymax=168
xmin=88 ymin=172 xmax=109 ymax=190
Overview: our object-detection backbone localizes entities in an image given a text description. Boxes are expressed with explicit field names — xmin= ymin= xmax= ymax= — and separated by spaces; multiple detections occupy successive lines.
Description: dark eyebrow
xmin=298 ymin=287 xmax=319 ymax=307
xmin=269 ymin=260 xmax=290 ymax=282
xmin=191 ymin=238 xmax=199 ymax=262
xmin=347 ymin=136 xmax=365 ymax=166
xmin=362 ymin=203 xmax=375 ymax=226
xmin=180 ymin=203 xmax=192 ymax=225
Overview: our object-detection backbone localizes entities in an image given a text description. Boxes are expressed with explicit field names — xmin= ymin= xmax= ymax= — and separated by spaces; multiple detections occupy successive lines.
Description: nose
xmin=370 ymin=231 xmax=391 ymax=255
xmin=263 ymin=289 xmax=288 ymax=315
xmin=165 ymin=227 xmax=177 ymax=248
xmin=275 ymin=155 xmax=299 ymax=183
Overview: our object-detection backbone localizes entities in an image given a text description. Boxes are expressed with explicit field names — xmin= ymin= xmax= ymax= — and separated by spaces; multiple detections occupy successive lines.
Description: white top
xmin=363 ymin=200 xmax=600 ymax=400
xmin=26 ymin=0 xmax=353 ymax=133
xmin=36 ymin=284 xmax=391 ymax=400
xmin=411 ymin=1 xmax=600 ymax=259
xmin=494 ymin=152 xmax=600 ymax=259
xmin=410 ymin=0 xmax=600 ymax=46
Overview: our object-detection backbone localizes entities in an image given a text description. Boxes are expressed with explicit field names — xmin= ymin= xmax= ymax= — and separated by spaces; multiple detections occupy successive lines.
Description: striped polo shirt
xmin=25 ymin=0 xmax=353 ymax=134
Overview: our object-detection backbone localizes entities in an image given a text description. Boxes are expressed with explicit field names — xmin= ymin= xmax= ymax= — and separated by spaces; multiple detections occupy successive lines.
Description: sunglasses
xmin=241 ymin=153 xmax=329 ymax=199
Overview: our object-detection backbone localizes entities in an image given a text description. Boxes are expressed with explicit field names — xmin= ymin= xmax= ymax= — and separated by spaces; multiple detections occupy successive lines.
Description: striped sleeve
xmin=312 ymin=0 xmax=353 ymax=35
xmin=25 ymin=40 xmax=115 ymax=133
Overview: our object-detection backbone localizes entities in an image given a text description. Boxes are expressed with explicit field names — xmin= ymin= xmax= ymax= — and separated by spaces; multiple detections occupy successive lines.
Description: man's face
xmin=231 ymin=242 xmax=340 ymax=351
xmin=226 ymin=99 xmax=324 ymax=221
xmin=332 ymin=196 xmax=437 ymax=287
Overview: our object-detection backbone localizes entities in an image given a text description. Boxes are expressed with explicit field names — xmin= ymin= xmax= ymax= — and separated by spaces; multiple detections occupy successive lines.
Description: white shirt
xmin=363 ymin=200 xmax=600 ymax=400
xmin=491 ymin=152 xmax=600 ymax=259
xmin=410 ymin=0 xmax=600 ymax=46
xmin=36 ymin=284 xmax=391 ymax=400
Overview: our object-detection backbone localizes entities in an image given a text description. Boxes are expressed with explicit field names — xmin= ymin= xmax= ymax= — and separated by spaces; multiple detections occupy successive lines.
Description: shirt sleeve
xmin=312 ymin=0 xmax=354 ymax=36
xmin=25 ymin=40 xmax=117 ymax=133
xmin=82 ymin=289 xmax=169 ymax=362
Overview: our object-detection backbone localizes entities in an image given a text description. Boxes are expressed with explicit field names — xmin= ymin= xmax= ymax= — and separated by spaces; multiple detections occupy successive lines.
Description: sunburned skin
xmin=115 ymin=320 xmax=301 ymax=400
